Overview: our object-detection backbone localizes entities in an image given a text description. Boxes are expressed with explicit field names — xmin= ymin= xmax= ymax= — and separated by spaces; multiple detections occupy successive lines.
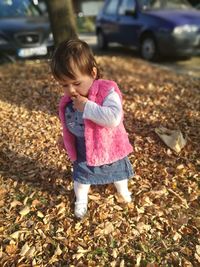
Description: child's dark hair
xmin=51 ymin=39 xmax=101 ymax=81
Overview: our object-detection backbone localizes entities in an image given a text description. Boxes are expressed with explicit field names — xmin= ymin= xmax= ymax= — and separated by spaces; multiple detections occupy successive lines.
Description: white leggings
xmin=74 ymin=180 xmax=130 ymax=204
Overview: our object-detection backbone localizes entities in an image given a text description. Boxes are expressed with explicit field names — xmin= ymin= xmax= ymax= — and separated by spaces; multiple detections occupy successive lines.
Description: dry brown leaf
xmin=94 ymin=222 xmax=114 ymax=236
xmin=0 ymin=246 xmax=2 ymax=258
xmin=31 ymin=199 xmax=41 ymax=207
xmin=136 ymin=253 xmax=142 ymax=266
xmin=54 ymin=244 xmax=62 ymax=256
xmin=173 ymin=232 xmax=182 ymax=242
xmin=77 ymin=246 xmax=90 ymax=253
xmin=136 ymin=222 xmax=151 ymax=233
xmin=10 ymin=231 xmax=27 ymax=240
xmin=5 ymin=244 xmax=17 ymax=254
xmin=112 ymin=248 xmax=118 ymax=259
xmin=10 ymin=200 xmax=23 ymax=209
xmin=20 ymin=242 xmax=30 ymax=257
xmin=146 ymin=263 xmax=159 ymax=267
xmin=26 ymin=246 xmax=36 ymax=258
xmin=88 ymin=194 xmax=101 ymax=201
xmin=37 ymin=211 xmax=44 ymax=218
xmin=196 ymin=245 xmax=200 ymax=256
xmin=120 ymin=259 xmax=125 ymax=267
xmin=19 ymin=206 xmax=30 ymax=217
xmin=195 ymin=253 xmax=200 ymax=263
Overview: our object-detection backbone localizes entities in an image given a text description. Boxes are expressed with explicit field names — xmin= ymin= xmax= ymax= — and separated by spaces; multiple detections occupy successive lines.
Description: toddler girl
xmin=51 ymin=39 xmax=134 ymax=219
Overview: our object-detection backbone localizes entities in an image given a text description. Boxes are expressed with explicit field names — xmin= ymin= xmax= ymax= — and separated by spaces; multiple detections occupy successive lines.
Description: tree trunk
xmin=45 ymin=0 xmax=77 ymax=46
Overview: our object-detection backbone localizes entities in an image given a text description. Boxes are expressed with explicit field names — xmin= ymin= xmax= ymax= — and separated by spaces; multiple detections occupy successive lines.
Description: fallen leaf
xmin=173 ymin=232 xmax=182 ymax=242
xmin=10 ymin=200 xmax=23 ymax=209
xmin=19 ymin=206 xmax=30 ymax=217
xmin=54 ymin=244 xmax=62 ymax=256
xmin=196 ymin=245 xmax=200 ymax=256
xmin=136 ymin=222 xmax=151 ymax=233
xmin=5 ymin=244 xmax=17 ymax=254
xmin=10 ymin=231 xmax=27 ymax=240
xmin=20 ymin=243 xmax=30 ymax=257
xmin=37 ymin=211 xmax=44 ymax=218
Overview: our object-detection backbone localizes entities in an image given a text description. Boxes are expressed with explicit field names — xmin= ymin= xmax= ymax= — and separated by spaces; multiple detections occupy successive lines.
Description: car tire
xmin=140 ymin=34 xmax=159 ymax=61
xmin=97 ymin=30 xmax=108 ymax=50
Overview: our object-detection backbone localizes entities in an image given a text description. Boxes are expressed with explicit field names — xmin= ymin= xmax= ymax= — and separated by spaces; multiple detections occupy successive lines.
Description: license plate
xmin=18 ymin=46 xmax=48 ymax=58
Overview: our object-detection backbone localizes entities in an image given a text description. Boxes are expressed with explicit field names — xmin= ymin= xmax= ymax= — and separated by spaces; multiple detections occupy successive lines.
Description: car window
xmin=0 ymin=0 xmax=41 ymax=17
xmin=104 ymin=0 xmax=120 ymax=15
xmin=118 ymin=0 xmax=136 ymax=15
xmin=139 ymin=0 xmax=192 ymax=10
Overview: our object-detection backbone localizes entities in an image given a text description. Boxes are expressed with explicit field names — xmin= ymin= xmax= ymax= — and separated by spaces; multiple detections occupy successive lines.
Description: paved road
xmin=79 ymin=33 xmax=200 ymax=79
xmin=152 ymin=57 xmax=200 ymax=79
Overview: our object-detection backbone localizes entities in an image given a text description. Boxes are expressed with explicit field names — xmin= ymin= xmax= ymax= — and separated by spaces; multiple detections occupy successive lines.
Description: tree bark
xmin=45 ymin=0 xmax=77 ymax=46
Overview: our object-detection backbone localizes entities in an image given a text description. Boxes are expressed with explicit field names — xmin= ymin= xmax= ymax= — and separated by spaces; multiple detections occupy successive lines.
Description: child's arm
xmin=83 ymin=88 xmax=122 ymax=127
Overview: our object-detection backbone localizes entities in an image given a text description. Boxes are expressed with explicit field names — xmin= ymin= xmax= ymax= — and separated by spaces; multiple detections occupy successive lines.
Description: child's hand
xmin=71 ymin=93 xmax=88 ymax=112
xmin=57 ymin=135 xmax=65 ymax=151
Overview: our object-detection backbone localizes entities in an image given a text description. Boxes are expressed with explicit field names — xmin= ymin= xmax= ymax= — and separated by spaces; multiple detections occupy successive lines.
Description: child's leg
xmin=114 ymin=179 xmax=132 ymax=202
xmin=74 ymin=181 xmax=90 ymax=218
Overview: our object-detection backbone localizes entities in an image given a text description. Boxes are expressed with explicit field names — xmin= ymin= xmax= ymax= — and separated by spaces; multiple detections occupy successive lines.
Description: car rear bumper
xmin=156 ymin=31 xmax=200 ymax=57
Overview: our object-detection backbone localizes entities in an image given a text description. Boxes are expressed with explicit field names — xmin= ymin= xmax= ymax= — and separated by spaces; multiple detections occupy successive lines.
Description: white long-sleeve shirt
xmin=83 ymin=88 xmax=122 ymax=127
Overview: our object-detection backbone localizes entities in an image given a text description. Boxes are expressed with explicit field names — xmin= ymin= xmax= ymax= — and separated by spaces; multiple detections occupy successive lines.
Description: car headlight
xmin=173 ymin=25 xmax=199 ymax=35
xmin=0 ymin=36 xmax=8 ymax=45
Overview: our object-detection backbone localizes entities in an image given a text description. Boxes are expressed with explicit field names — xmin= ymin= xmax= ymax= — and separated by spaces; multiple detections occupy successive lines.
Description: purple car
xmin=96 ymin=0 xmax=200 ymax=60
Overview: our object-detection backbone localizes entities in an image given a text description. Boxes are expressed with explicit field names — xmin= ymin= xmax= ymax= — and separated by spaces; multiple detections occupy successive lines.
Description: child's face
xmin=58 ymin=68 xmax=97 ymax=97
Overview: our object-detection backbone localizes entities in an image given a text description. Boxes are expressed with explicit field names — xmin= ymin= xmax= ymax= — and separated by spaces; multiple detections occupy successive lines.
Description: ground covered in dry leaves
xmin=0 ymin=54 xmax=199 ymax=267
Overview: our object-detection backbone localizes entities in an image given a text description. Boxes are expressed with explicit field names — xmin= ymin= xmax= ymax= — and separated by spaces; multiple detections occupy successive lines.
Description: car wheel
xmin=97 ymin=30 xmax=108 ymax=50
xmin=140 ymin=35 xmax=159 ymax=61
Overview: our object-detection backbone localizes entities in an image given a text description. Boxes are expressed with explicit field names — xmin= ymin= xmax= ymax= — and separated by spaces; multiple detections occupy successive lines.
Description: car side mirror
xmin=124 ymin=8 xmax=137 ymax=16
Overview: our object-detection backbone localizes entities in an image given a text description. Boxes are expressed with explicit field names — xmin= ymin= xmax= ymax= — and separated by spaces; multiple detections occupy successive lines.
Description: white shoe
xmin=74 ymin=202 xmax=87 ymax=219
xmin=120 ymin=192 xmax=132 ymax=203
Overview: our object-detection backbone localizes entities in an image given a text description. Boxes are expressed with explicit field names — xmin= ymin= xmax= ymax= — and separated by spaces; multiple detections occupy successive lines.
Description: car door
xmin=116 ymin=0 xmax=141 ymax=46
xmin=100 ymin=0 xmax=121 ymax=43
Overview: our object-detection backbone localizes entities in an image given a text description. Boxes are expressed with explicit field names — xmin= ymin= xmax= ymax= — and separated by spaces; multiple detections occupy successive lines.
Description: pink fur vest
xmin=59 ymin=79 xmax=133 ymax=166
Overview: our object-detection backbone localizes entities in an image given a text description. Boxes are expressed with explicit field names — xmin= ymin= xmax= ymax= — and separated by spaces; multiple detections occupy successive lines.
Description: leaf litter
xmin=0 ymin=55 xmax=199 ymax=266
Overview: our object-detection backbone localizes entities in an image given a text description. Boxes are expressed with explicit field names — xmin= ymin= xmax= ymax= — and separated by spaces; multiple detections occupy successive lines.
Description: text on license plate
xmin=18 ymin=46 xmax=48 ymax=58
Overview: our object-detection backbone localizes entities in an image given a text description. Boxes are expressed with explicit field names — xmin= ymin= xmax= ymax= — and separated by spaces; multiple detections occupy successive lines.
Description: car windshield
xmin=0 ymin=0 xmax=41 ymax=17
xmin=139 ymin=0 xmax=192 ymax=10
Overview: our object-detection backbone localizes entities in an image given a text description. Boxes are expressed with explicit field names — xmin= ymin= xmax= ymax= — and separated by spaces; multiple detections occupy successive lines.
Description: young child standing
xmin=51 ymin=39 xmax=134 ymax=219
